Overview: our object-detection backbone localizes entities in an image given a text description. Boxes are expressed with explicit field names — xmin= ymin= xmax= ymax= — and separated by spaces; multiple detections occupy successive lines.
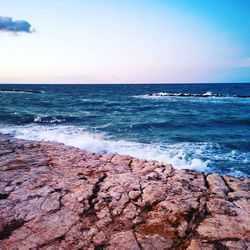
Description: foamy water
xmin=0 ymin=83 xmax=249 ymax=177
xmin=0 ymin=124 xmax=209 ymax=172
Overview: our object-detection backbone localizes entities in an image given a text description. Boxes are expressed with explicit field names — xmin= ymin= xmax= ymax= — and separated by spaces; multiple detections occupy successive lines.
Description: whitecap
xmin=0 ymin=124 xmax=209 ymax=172
xmin=34 ymin=115 xmax=65 ymax=124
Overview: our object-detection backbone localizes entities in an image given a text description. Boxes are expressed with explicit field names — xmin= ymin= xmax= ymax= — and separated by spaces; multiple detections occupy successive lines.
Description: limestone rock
xmin=0 ymin=134 xmax=249 ymax=249
xmin=206 ymin=173 xmax=229 ymax=196
xmin=106 ymin=231 xmax=140 ymax=250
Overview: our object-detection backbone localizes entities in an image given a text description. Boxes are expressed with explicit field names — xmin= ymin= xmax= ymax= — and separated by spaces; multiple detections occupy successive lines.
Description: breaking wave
xmin=144 ymin=92 xmax=250 ymax=98
xmin=0 ymin=124 xmax=209 ymax=172
xmin=0 ymin=89 xmax=43 ymax=94
xmin=34 ymin=115 xmax=66 ymax=124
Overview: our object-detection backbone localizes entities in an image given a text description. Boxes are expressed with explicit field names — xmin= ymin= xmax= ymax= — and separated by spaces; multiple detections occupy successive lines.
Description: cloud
xmin=0 ymin=16 xmax=33 ymax=33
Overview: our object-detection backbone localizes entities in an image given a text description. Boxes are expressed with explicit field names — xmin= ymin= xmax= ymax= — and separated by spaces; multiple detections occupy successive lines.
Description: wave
xmin=0 ymin=89 xmax=43 ymax=94
xmin=144 ymin=92 xmax=250 ymax=98
xmin=0 ymin=124 xmax=209 ymax=172
xmin=0 ymin=113 xmax=84 ymax=125
xmin=1 ymin=124 xmax=249 ymax=177
xmin=34 ymin=115 xmax=66 ymax=124
xmin=33 ymin=113 xmax=98 ymax=124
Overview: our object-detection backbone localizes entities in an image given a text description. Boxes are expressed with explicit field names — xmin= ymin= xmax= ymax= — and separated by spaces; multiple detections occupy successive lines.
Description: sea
xmin=0 ymin=83 xmax=249 ymax=178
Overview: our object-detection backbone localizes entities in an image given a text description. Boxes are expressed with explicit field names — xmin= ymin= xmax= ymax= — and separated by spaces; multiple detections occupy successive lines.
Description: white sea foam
xmin=34 ymin=115 xmax=65 ymax=124
xmin=140 ymin=91 xmax=232 ymax=99
xmin=34 ymin=116 xmax=42 ymax=122
xmin=0 ymin=90 xmax=44 ymax=94
xmin=203 ymin=91 xmax=213 ymax=96
xmin=0 ymin=124 xmax=209 ymax=172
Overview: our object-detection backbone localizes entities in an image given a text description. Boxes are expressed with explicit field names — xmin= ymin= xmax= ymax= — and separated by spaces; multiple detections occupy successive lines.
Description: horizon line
xmin=0 ymin=82 xmax=250 ymax=85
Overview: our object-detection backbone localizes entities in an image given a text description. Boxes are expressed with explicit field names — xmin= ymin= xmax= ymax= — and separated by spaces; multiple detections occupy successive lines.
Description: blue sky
xmin=0 ymin=0 xmax=249 ymax=83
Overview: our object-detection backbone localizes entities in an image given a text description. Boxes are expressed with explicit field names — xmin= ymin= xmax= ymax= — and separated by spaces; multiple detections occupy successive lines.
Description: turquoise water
xmin=0 ymin=83 xmax=249 ymax=177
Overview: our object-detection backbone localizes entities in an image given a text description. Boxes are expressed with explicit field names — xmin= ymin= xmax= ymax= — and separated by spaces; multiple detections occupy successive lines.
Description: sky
xmin=0 ymin=0 xmax=249 ymax=83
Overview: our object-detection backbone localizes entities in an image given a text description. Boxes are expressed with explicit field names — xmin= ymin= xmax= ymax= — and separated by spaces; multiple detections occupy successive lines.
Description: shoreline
xmin=0 ymin=134 xmax=249 ymax=249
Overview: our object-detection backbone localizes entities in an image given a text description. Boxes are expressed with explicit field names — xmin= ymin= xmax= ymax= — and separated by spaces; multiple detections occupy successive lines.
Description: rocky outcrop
xmin=145 ymin=92 xmax=250 ymax=98
xmin=0 ymin=134 xmax=249 ymax=249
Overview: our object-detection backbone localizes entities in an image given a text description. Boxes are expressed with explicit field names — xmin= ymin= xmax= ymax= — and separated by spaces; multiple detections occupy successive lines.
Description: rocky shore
xmin=0 ymin=134 xmax=249 ymax=250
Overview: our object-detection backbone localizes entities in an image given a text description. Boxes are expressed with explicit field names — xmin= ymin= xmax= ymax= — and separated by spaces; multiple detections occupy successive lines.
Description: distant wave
xmin=0 ymin=113 xmax=83 ymax=125
xmin=0 ymin=89 xmax=43 ymax=94
xmin=33 ymin=115 xmax=86 ymax=124
xmin=33 ymin=115 xmax=66 ymax=124
xmin=144 ymin=92 xmax=250 ymax=98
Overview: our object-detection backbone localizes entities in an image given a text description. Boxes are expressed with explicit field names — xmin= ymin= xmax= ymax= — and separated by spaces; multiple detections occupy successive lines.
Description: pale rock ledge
xmin=0 ymin=134 xmax=249 ymax=249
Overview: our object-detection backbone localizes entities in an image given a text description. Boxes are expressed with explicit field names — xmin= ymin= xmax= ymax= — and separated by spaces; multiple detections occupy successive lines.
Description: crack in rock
xmin=0 ymin=219 xmax=25 ymax=240
xmin=84 ymin=174 xmax=107 ymax=216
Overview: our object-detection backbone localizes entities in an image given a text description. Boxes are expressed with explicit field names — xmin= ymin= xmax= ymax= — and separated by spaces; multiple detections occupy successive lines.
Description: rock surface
xmin=0 ymin=134 xmax=249 ymax=250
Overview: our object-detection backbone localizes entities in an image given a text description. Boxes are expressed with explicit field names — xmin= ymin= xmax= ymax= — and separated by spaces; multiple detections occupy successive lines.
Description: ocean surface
xmin=0 ymin=83 xmax=249 ymax=177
